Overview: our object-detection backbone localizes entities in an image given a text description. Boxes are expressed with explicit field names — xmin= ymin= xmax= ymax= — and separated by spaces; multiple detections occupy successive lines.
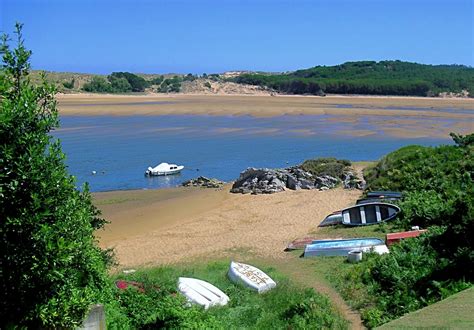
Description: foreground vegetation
xmin=233 ymin=61 xmax=474 ymax=97
xmin=1 ymin=24 xmax=112 ymax=328
xmin=106 ymin=260 xmax=348 ymax=329
xmin=0 ymin=24 xmax=348 ymax=329
xmin=378 ymin=287 xmax=474 ymax=329
xmin=329 ymin=132 xmax=474 ymax=327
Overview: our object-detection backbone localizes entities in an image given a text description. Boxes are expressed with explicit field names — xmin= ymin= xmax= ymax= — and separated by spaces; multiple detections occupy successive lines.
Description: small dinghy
xmin=386 ymin=229 xmax=427 ymax=246
xmin=145 ymin=162 xmax=184 ymax=176
xmin=356 ymin=197 xmax=400 ymax=205
xmin=285 ymin=237 xmax=317 ymax=251
xmin=228 ymin=261 xmax=276 ymax=293
xmin=366 ymin=191 xmax=402 ymax=199
xmin=178 ymin=277 xmax=229 ymax=309
xmin=303 ymin=238 xmax=387 ymax=257
xmin=318 ymin=211 xmax=343 ymax=227
xmin=341 ymin=202 xmax=400 ymax=226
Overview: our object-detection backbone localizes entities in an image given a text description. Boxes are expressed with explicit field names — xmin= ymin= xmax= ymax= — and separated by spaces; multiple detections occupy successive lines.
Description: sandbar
xmin=58 ymin=94 xmax=474 ymax=139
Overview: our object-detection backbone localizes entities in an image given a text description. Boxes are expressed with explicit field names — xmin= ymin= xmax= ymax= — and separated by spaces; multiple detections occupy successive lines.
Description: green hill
xmin=233 ymin=60 xmax=474 ymax=97
xmin=377 ymin=287 xmax=474 ymax=329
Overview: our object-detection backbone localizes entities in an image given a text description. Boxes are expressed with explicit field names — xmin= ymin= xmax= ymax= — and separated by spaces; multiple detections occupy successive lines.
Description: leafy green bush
xmin=1 ymin=24 xmax=112 ymax=328
xmin=333 ymin=133 xmax=474 ymax=327
xmin=300 ymin=157 xmax=351 ymax=179
xmin=62 ymin=78 xmax=74 ymax=89
xmin=82 ymin=75 xmax=112 ymax=93
xmin=109 ymin=72 xmax=148 ymax=92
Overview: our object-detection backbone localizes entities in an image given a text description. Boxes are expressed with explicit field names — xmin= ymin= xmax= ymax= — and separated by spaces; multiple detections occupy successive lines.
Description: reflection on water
xmin=54 ymin=115 xmax=453 ymax=192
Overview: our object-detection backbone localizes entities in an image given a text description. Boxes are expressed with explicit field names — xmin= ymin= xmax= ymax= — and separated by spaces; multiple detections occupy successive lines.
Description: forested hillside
xmin=233 ymin=61 xmax=474 ymax=97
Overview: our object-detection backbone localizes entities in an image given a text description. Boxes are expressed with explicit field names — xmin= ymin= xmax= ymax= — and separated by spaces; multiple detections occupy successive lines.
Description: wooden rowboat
xmin=318 ymin=211 xmax=343 ymax=227
xmin=386 ymin=229 xmax=427 ymax=246
xmin=342 ymin=202 xmax=400 ymax=226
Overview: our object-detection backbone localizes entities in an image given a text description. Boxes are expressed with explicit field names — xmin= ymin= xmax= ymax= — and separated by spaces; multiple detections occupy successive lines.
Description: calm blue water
xmin=53 ymin=115 xmax=451 ymax=192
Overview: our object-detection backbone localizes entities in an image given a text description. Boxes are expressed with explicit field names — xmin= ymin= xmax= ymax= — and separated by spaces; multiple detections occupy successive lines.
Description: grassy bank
xmin=105 ymin=259 xmax=349 ymax=329
xmin=324 ymin=133 xmax=474 ymax=328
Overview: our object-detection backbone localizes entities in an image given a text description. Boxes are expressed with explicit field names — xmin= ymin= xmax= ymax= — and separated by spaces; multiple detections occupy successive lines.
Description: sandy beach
xmin=58 ymin=94 xmax=474 ymax=138
xmin=95 ymin=185 xmax=361 ymax=267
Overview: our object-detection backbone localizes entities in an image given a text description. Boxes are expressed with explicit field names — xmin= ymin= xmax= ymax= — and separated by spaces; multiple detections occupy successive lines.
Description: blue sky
xmin=1 ymin=0 xmax=473 ymax=74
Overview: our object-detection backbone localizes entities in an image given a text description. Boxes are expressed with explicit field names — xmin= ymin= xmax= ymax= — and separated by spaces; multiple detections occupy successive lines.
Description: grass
xmin=377 ymin=286 xmax=474 ymax=329
xmin=110 ymin=259 xmax=350 ymax=329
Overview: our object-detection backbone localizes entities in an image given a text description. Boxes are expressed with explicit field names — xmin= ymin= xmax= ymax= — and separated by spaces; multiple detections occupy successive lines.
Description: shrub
xmin=300 ymin=157 xmax=351 ymax=179
xmin=335 ymin=133 xmax=474 ymax=327
xmin=1 ymin=24 xmax=112 ymax=328
xmin=109 ymin=72 xmax=148 ymax=92
xmin=82 ymin=76 xmax=111 ymax=93
xmin=62 ymin=78 xmax=74 ymax=89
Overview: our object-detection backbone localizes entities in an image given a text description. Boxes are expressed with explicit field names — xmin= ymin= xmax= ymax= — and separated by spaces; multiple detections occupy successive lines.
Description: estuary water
xmin=53 ymin=114 xmax=450 ymax=192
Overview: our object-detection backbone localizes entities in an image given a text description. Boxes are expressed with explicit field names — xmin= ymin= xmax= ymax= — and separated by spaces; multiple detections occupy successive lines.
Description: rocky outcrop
xmin=342 ymin=171 xmax=366 ymax=190
xmin=231 ymin=166 xmax=364 ymax=194
xmin=231 ymin=167 xmax=336 ymax=194
xmin=182 ymin=176 xmax=224 ymax=188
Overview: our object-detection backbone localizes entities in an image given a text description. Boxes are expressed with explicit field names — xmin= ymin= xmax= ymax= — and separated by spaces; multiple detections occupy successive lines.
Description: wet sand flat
xmin=58 ymin=93 xmax=474 ymax=118
xmin=57 ymin=94 xmax=474 ymax=139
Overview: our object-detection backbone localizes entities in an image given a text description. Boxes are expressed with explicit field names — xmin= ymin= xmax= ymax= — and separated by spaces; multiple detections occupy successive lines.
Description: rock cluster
xmin=230 ymin=167 xmax=364 ymax=194
xmin=342 ymin=171 xmax=366 ymax=190
xmin=182 ymin=176 xmax=224 ymax=188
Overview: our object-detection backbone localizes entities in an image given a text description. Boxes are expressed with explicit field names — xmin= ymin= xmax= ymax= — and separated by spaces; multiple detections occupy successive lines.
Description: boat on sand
xmin=318 ymin=211 xmax=343 ymax=227
xmin=303 ymin=238 xmax=388 ymax=257
xmin=145 ymin=162 xmax=184 ymax=176
xmin=228 ymin=261 xmax=276 ymax=293
xmin=285 ymin=237 xmax=317 ymax=251
xmin=342 ymin=202 xmax=400 ymax=226
xmin=178 ymin=277 xmax=229 ymax=309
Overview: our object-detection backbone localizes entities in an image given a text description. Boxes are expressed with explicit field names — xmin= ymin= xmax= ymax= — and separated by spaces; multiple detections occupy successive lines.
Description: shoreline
xmin=94 ymin=185 xmax=362 ymax=267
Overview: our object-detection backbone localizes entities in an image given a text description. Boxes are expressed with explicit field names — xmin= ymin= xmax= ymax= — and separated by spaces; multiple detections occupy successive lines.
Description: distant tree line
xmin=233 ymin=61 xmax=474 ymax=97
xmin=81 ymin=72 xmax=217 ymax=94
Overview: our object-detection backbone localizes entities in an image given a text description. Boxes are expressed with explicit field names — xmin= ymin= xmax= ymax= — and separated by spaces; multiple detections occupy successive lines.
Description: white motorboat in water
xmin=145 ymin=162 xmax=184 ymax=176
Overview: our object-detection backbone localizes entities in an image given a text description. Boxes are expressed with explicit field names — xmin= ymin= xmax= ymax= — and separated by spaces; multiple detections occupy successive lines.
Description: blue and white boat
xmin=341 ymin=202 xmax=400 ymax=226
xmin=303 ymin=237 xmax=388 ymax=257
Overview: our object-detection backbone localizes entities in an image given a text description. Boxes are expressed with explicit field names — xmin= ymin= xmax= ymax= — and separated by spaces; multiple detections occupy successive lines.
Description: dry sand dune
xmin=95 ymin=185 xmax=361 ymax=267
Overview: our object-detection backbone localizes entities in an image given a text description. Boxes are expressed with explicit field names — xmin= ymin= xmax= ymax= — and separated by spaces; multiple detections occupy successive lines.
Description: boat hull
xmin=303 ymin=238 xmax=387 ymax=257
xmin=145 ymin=165 xmax=184 ymax=176
xmin=228 ymin=261 xmax=276 ymax=293
xmin=318 ymin=211 xmax=343 ymax=227
xmin=341 ymin=202 xmax=400 ymax=226
xmin=285 ymin=237 xmax=317 ymax=251
xmin=178 ymin=277 xmax=229 ymax=309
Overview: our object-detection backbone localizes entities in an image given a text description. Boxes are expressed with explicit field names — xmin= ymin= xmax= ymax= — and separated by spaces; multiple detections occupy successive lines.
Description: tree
xmin=1 ymin=23 xmax=111 ymax=328
xmin=109 ymin=72 xmax=148 ymax=92
xmin=82 ymin=75 xmax=111 ymax=93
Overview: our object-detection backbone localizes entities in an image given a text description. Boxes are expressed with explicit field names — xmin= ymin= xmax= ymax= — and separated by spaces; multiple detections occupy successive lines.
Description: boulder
xmin=231 ymin=165 xmax=365 ymax=194
xmin=342 ymin=171 xmax=365 ymax=190
xmin=182 ymin=176 xmax=224 ymax=188
xmin=314 ymin=175 xmax=339 ymax=189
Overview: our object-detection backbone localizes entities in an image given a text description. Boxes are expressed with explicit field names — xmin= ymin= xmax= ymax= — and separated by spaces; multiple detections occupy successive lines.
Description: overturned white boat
xmin=228 ymin=261 xmax=276 ymax=293
xmin=178 ymin=277 xmax=229 ymax=309
xmin=145 ymin=162 xmax=184 ymax=176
